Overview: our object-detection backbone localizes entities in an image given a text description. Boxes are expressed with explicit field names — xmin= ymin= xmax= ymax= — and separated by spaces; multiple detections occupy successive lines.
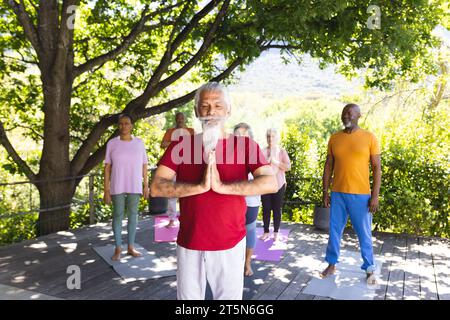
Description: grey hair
xmin=266 ymin=128 xmax=279 ymax=139
xmin=233 ymin=122 xmax=254 ymax=139
xmin=194 ymin=82 xmax=231 ymax=113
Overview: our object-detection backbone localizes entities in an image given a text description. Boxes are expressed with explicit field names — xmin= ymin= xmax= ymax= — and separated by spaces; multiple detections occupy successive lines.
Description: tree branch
xmin=53 ymin=0 xmax=80 ymax=77
xmin=124 ymin=0 xmax=220 ymax=111
xmin=150 ymin=3 xmax=191 ymax=79
xmin=153 ymin=0 xmax=230 ymax=94
xmin=4 ymin=123 xmax=43 ymax=139
xmin=136 ymin=56 xmax=244 ymax=119
xmin=72 ymin=64 xmax=105 ymax=93
xmin=260 ymin=44 xmax=303 ymax=51
xmin=70 ymin=134 xmax=85 ymax=144
xmin=170 ymin=50 xmax=194 ymax=64
xmin=1 ymin=53 xmax=38 ymax=64
xmin=69 ymin=114 xmax=118 ymax=175
xmin=71 ymin=0 xmax=221 ymax=165
xmin=428 ymin=61 xmax=448 ymax=111
xmin=74 ymin=22 xmax=172 ymax=45
xmin=72 ymin=2 xmax=183 ymax=79
xmin=73 ymin=7 xmax=149 ymax=78
xmin=5 ymin=0 xmax=42 ymax=57
xmin=136 ymin=40 xmax=267 ymax=119
xmin=71 ymin=1 xmax=245 ymax=176
xmin=36 ymin=0 xmax=59 ymax=59
xmin=78 ymin=130 xmax=118 ymax=176
xmin=0 ymin=120 xmax=37 ymax=181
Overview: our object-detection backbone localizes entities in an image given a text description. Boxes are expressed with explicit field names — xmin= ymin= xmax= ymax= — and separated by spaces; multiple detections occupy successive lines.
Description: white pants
xmin=176 ymin=237 xmax=246 ymax=300
xmin=167 ymin=198 xmax=177 ymax=219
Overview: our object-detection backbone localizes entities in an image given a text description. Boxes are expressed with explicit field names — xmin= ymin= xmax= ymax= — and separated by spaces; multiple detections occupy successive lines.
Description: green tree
xmin=0 ymin=0 xmax=445 ymax=235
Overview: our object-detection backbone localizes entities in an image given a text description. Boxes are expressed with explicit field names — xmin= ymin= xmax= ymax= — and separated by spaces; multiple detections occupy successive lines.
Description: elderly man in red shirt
xmin=151 ymin=82 xmax=277 ymax=300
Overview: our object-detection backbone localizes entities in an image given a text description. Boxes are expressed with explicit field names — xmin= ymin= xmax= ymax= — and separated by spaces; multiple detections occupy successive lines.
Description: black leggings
xmin=261 ymin=184 xmax=286 ymax=233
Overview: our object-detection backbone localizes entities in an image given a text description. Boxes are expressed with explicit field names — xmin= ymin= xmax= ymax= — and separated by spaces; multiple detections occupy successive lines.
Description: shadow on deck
xmin=0 ymin=216 xmax=449 ymax=300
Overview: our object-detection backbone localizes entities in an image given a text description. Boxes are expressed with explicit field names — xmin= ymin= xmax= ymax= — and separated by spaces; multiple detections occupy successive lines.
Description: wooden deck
xmin=1 ymin=215 xmax=449 ymax=300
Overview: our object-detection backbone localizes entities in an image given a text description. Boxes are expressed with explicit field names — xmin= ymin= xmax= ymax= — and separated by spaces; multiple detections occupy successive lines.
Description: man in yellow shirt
xmin=161 ymin=113 xmax=195 ymax=149
xmin=160 ymin=112 xmax=195 ymax=227
xmin=321 ymin=103 xmax=381 ymax=284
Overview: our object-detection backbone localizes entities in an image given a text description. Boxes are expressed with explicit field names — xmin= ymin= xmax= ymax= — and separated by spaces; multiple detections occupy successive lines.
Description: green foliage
xmin=133 ymin=116 xmax=166 ymax=166
xmin=283 ymin=124 xmax=322 ymax=203
xmin=0 ymin=214 xmax=37 ymax=246
xmin=0 ymin=0 xmax=445 ymax=160
xmin=0 ymin=155 xmax=40 ymax=245
xmin=375 ymin=106 xmax=450 ymax=237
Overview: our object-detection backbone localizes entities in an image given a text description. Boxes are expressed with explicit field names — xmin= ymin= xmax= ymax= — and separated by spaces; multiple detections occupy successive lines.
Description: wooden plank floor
xmin=1 ymin=215 xmax=449 ymax=300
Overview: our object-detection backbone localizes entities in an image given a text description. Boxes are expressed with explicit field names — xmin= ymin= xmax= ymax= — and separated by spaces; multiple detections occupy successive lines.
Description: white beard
xmin=200 ymin=117 xmax=223 ymax=156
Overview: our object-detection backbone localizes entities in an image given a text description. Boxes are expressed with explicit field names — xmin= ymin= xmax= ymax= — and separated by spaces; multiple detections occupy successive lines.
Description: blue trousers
xmin=112 ymin=193 xmax=140 ymax=248
xmin=325 ymin=192 xmax=375 ymax=273
xmin=245 ymin=206 xmax=259 ymax=249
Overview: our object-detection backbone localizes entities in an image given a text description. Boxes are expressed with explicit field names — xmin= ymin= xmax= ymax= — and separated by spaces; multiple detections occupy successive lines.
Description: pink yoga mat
xmin=154 ymin=216 xmax=179 ymax=242
xmin=252 ymin=228 xmax=290 ymax=262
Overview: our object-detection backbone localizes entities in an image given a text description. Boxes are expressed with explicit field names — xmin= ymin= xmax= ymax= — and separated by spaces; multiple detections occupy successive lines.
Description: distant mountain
xmin=229 ymin=24 xmax=450 ymax=98
xmin=228 ymin=50 xmax=363 ymax=99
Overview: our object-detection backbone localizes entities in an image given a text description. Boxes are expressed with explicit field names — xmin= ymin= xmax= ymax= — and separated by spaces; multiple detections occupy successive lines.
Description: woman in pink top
xmin=103 ymin=114 xmax=149 ymax=261
xmin=260 ymin=128 xmax=291 ymax=241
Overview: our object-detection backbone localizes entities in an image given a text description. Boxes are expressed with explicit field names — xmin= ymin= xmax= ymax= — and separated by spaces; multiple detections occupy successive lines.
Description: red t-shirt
xmin=157 ymin=134 xmax=268 ymax=250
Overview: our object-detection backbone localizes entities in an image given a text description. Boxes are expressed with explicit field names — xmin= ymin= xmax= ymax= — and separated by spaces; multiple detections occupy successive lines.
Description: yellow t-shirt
xmin=162 ymin=127 xmax=195 ymax=145
xmin=327 ymin=129 xmax=380 ymax=194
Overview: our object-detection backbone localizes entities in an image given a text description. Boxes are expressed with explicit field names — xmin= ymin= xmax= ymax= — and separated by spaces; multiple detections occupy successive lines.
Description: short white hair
xmin=266 ymin=128 xmax=279 ymax=139
xmin=233 ymin=122 xmax=254 ymax=139
xmin=266 ymin=128 xmax=279 ymax=137
xmin=194 ymin=82 xmax=231 ymax=113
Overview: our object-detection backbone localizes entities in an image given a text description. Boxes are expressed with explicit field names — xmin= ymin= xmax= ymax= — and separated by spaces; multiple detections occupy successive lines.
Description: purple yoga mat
xmin=154 ymin=216 xmax=179 ymax=242
xmin=252 ymin=228 xmax=290 ymax=262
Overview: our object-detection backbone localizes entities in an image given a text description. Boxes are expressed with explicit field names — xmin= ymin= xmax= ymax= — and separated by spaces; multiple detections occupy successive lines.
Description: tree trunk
xmin=37 ymin=181 xmax=75 ymax=236
xmin=36 ymin=63 xmax=74 ymax=235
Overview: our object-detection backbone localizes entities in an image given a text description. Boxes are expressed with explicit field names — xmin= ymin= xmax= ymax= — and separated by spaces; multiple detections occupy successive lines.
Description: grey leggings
xmin=112 ymin=193 xmax=140 ymax=247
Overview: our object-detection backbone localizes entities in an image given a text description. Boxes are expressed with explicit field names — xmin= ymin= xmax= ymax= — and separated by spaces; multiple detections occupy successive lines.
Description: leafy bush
xmin=375 ymin=108 xmax=450 ymax=237
xmin=0 ymin=214 xmax=37 ymax=246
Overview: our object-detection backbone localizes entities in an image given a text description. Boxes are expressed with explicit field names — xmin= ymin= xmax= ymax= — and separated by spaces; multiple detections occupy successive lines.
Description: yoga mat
xmin=0 ymin=284 xmax=61 ymax=300
xmin=154 ymin=216 xmax=179 ymax=242
xmin=93 ymin=243 xmax=177 ymax=282
xmin=303 ymin=249 xmax=385 ymax=300
xmin=253 ymin=228 xmax=290 ymax=262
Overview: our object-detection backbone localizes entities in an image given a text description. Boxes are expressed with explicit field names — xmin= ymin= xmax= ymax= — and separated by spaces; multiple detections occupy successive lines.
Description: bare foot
xmin=366 ymin=272 xmax=378 ymax=285
xmin=320 ymin=264 xmax=336 ymax=278
xmin=111 ymin=247 xmax=122 ymax=261
xmin=244 ymin=264 xmax=254 ymax=277
xmin=260 ymin=233 xmax=270 ymax=241
xmin=273 ymin=232 xmax=278 ymax=242
xmin=165 ymin=220 xmax=176 ymax=228
xmin=127 ymin=247 xmax=142 ymax=257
